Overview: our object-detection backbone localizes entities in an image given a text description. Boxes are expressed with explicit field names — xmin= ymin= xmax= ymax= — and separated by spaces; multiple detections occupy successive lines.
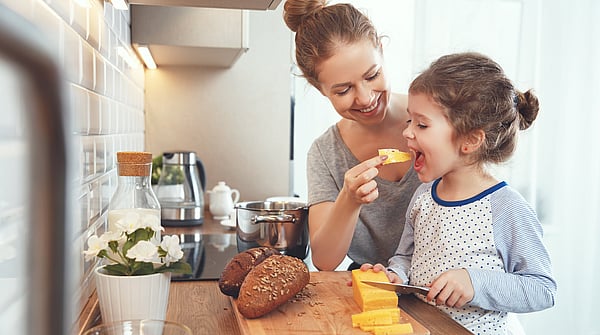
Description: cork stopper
xmin=116 ymin=151 xmax=152 ymax=176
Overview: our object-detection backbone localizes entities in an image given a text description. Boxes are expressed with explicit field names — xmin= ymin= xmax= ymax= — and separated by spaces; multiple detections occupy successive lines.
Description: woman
xmin=283 ymin=0 xmax=421 ymax=271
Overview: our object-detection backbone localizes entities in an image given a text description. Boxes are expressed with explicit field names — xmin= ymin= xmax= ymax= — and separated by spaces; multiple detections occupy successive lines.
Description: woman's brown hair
xmin=283 ymin=0 xmax=381 ymax=89
xmin=409 ymin=52 xmax=540 ymax=164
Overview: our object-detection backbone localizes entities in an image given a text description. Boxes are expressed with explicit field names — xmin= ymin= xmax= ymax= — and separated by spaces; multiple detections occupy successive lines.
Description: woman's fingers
xmin=343 ymin=155 xmax=387 ymax=203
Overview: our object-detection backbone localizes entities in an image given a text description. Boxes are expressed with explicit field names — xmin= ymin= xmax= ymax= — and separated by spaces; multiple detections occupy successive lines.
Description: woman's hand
xmin=426 ymin=269 xmax=474 ymax=308
xmin=341 ymin=155 xmax=387 ymax=204
xmin=351 ymin=263 xmax=402 ymax=284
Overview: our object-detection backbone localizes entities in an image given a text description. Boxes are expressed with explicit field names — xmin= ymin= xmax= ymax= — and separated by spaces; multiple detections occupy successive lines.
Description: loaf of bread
xmin=236 ymin=254 xmax=310 ymax=319
xmin=219 ymin=246 xmax=280 ymax=298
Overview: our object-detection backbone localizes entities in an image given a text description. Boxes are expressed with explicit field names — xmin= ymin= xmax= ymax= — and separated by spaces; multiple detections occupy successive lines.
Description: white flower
xmin=142 ymin=213 xmax=164 ymax=233
xmin=126 ymin=240 xmax=159 ymax=263
xmin=160 ymin=235 xmax=184 ymax=265
xmin=114 ymin=211 xmax=144 ymax=234
xmin=82 ymin=209 xmax=191 ymax=276
xmin=83 ymin=235 xmax=107 ymax=261
xmin=100 ymin=230 xmax=125 ymax=244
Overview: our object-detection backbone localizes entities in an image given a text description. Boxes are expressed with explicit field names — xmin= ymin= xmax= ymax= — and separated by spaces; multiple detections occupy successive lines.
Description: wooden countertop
xmin=78 ymin=212 xmax=472 ymax=335
xmin=167 ymin=272 xmax=472 ymax=335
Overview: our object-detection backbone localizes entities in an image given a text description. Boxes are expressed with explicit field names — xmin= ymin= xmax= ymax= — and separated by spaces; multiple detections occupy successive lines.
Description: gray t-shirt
xmin=307 ymin=125 xmax=421 ymax=266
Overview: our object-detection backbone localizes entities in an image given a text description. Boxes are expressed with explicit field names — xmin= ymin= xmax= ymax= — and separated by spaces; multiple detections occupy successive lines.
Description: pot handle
xmin=251 ymin=214 xmax=297 ymax=224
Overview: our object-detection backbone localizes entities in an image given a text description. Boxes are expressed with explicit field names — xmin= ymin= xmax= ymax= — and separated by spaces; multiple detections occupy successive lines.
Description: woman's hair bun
xmin=283 ymin=0 xmax=327 ymax=32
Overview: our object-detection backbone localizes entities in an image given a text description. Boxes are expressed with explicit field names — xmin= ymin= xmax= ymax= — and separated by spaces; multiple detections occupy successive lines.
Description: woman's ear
xmin=460 ymin=130 xmax=485 ymax=154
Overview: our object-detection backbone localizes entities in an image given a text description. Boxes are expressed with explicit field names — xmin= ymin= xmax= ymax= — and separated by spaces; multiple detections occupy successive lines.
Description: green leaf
xmin=122 ymin=239 xmax=135 ymax=257
xmin=103 ymin=263 xmax=132 ymax=276
xmin=133 ymin=228 xmax=151 ymax=242
xmin=108 ymin=241 xmax=119 ymax=253
xmin=130 ymin=262 xmax=156 ymax=276
xmin=157 ymin=261 xmax=192 ymax=274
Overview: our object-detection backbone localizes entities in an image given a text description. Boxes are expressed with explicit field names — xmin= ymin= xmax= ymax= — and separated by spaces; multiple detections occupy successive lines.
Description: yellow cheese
xmin=352 ymin=269 xmax=398 ymax=312
xmin=378 ymin=149 xmax=411 ymax=165
xmin=369 ymin=323 xmax=414 ymax=335
xmin=351 ymin=308 xmax=401 ymax=327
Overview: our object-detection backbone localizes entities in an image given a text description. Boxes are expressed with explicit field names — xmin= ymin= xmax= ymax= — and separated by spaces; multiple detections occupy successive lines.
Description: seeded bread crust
xmin=236 ymin=254 xmax=310 ymax=319
xmin=219 ymin=247 xmax=280 ymax=298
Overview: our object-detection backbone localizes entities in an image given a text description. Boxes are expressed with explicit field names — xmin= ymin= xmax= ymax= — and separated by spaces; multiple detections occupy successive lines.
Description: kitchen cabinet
xmin=128 ymin=0 xmax=282 ymax=10
xmin=131 ymin=5 xmax=249 ymax=68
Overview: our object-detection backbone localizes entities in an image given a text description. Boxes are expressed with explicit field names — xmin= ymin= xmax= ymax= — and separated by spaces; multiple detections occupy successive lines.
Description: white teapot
xmin=207 ymin=181 xmax=240 ymax=220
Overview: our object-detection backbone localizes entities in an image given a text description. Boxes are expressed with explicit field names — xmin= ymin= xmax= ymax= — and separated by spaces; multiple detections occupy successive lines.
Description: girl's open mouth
xmin=413 ymin=151 xmax=424 ymax=171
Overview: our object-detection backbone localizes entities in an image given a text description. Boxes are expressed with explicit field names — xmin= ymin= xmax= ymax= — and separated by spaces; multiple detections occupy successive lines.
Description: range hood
xmin=132 ymin=5 xmax=250 ymax=68
xmin=127 ymin=0 xmax=282 ymax=10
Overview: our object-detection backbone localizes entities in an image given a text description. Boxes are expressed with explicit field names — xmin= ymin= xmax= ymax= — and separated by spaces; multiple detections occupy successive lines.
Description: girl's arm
xmin=387 ymin=206 xmax=417 ymax=283
xmin=468 ymin=190 xmax=557 ymax=313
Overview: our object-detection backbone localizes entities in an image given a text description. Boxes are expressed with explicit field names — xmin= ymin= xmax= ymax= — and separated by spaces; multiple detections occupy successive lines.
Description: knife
xmin=361 ymin=280 xmax=430 ymax=296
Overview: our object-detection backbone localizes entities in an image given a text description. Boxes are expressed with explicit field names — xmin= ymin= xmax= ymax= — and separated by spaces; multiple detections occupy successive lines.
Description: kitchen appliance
xmin=235 ymin=201 xmax=308 ymax=259
xmin=170 ymin=233 xmax=239 ymax=281
xmin=155 ymin=151 xmax=206 ymax=226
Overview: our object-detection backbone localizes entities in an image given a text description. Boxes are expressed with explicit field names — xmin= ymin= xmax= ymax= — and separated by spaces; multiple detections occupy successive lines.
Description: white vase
xmin=94 ymin=267 xmax=171 ymax=323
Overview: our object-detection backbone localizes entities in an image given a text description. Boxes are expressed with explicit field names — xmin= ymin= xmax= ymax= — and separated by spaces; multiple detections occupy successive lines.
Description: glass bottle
xmin=108 ymin=151 xmax=161 ymax=243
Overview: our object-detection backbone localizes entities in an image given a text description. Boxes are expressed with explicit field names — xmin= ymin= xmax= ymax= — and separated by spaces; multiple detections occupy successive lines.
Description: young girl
xmin=364 ymin=52 xmax=556 ymax=334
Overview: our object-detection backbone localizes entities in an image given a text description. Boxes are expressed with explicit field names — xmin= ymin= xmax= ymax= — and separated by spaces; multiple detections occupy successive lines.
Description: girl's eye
xmin=407 ymin=119 xmax=427 ymax=129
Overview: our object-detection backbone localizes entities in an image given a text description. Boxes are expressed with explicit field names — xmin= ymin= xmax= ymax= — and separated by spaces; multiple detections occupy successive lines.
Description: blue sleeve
xmin=467 ymin=187 xmax=557 ymax=313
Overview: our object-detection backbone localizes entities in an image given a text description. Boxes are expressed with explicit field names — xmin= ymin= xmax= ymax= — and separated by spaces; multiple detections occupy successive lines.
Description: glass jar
xmin=108 ymin=151 xmax=161 ymax=243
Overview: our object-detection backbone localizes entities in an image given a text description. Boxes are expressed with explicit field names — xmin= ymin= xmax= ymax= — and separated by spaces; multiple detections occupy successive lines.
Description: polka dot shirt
xmin=389 ymin=179 xmax=556 ymax=335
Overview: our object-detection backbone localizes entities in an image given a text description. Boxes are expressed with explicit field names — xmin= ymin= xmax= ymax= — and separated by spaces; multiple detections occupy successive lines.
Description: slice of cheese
xmin=368 ymin=323 xmax=414 ymax=335
xmin=352 ymin=307 xmax=401 ymax=327
xmin=378 ymin=149 xmax=411 ymax=165
xmin=352 ymin=269 xmax=398 ymax=312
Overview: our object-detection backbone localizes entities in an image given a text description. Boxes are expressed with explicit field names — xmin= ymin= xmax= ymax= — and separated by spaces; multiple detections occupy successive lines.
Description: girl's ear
xmin=460 ymin=130 xmax=486 ymax=154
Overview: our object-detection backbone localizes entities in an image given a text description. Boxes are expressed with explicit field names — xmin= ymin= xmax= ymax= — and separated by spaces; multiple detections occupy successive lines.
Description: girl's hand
xmin=341 ymin=155 xmax=387 ymax=204
xmin=426 ymin=269 xmax=474 ymax=308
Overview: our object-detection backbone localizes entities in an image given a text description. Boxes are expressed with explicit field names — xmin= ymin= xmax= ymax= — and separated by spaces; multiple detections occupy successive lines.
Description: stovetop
xmin=171 ymin=233 xmax=239 ymax=281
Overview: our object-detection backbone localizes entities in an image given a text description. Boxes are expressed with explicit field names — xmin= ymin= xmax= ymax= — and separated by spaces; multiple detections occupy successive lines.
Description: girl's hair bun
xmin=515 ymin=90 xmax=539 ymax=131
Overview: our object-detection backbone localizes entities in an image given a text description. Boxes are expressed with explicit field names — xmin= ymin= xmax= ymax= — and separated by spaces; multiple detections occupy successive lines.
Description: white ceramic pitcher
xmin=207 ymin=181 xmax=240 ymax=220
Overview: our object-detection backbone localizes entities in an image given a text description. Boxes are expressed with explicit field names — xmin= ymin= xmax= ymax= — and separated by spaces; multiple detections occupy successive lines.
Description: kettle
xmin=155 ymin=151 xmax=206 ymax=225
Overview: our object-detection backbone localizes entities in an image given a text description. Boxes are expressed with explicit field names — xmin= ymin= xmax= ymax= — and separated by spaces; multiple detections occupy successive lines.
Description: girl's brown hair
xmin=409 ymin=52 xmax=539 ymax=164
xmin=283 ymin=0 xmax=381 ymax=89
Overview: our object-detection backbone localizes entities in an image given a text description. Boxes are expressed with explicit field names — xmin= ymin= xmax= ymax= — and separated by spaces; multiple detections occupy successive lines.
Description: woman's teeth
xmin=359 ymin=102 xmax=377 ymax=113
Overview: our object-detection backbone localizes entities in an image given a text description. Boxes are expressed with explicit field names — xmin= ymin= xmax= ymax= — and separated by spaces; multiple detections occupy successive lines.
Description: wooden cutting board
xmin=230 ymin=271 xmax=430 ymax=335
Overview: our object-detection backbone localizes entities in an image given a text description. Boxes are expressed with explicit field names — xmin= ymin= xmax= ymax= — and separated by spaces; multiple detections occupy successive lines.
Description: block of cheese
xmin=378 ymin=148 xmax=411 ymax=165
xmin=352 ymin=269 xmax=398 ymax=311
xmin=351 ymin=307 xmax=401 ymax=328
xmin=367 ymin=323 xmax=414 ymax=335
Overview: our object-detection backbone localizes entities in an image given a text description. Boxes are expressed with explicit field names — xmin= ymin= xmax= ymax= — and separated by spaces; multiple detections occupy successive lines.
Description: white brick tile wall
xmin=0 ymin=0 xmax=146 ymax=324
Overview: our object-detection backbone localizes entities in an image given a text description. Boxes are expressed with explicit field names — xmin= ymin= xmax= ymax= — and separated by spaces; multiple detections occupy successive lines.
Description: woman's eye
xmin=366 ymin=71 xmax=380 ymax=81
xmin=418 ymin=123 xmax=427 ymax=129
xmin=335 ymin=87 xmax=350 ymax=96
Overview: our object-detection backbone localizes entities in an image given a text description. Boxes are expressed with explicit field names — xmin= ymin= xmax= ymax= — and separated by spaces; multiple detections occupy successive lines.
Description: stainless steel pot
xmin=235 ymin=201 xmax=308 ymax=259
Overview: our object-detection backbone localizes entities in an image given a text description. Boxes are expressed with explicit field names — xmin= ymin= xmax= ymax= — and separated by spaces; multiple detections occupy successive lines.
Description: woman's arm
xmin=308 ymin=155 xmax=387 ymax=270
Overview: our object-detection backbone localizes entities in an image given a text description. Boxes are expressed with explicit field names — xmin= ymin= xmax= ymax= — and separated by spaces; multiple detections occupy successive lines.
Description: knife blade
xmin=361 ymin=280 xmax=430 ymax=295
